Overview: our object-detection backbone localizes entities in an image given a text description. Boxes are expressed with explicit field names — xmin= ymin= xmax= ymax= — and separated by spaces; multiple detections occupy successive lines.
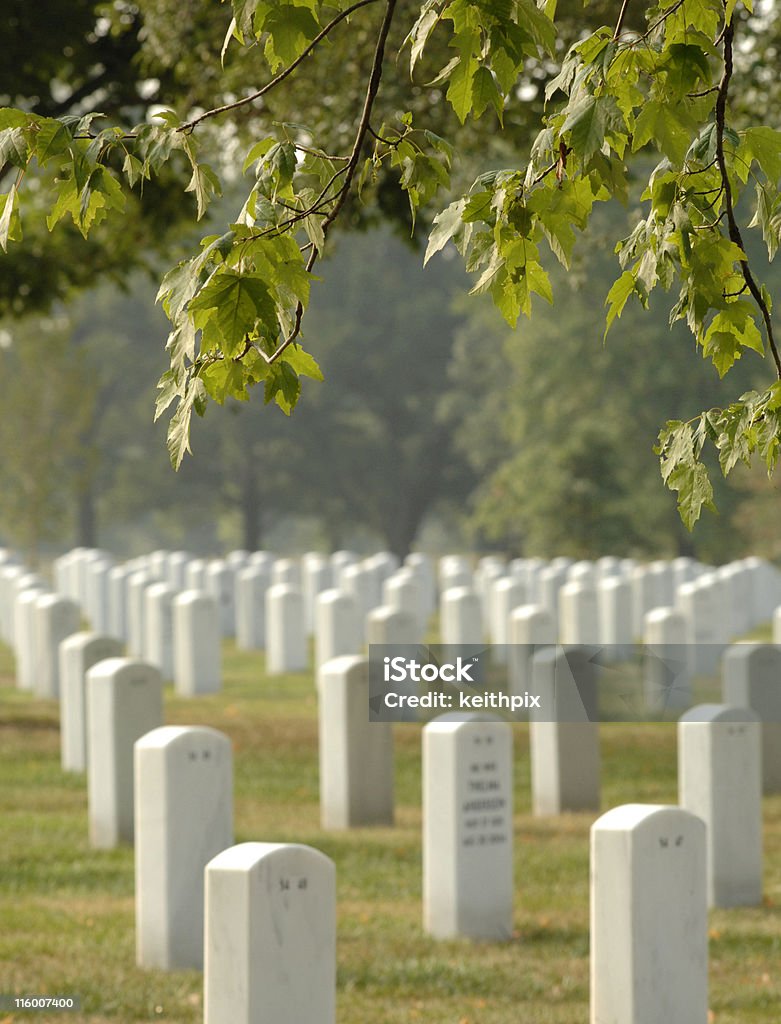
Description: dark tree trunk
xmin=76 ymin=485 xmax=97 ymax=547
xmin=241 ymin=463 xmax=261 ymax=551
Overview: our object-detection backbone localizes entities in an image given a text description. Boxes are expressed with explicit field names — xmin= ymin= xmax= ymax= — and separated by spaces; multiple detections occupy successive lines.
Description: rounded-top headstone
xmin=591 ymin=803 xmax=707 ymax=1024
xmin=135 ymin=725 xmax=233 ymax=970
xmin=205 ymin=842 xmax=336 ymax=1024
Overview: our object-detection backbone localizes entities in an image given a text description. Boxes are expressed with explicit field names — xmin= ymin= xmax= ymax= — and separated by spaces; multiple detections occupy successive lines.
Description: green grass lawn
xmin=1 ymin=639 xmax=780 ymax=1023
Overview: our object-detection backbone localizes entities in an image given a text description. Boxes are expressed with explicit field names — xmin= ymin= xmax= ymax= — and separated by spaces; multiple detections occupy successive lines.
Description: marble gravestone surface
xmin=86 ymin=658 xmax=163 ymax=848
xmin=366 ymin=605 xmax=419 ymax=646
xmin=722 ymin=642 xmax=781 ymax=793
xmin=60 ymin=632 xmax=124 ymax=773
xmin=489 ymin=576 xmax=526 ymax=663
xmin=507 ymin=605 xmax=555 ymax=700
xmin=235 ymin=563 xmax=271 ymax=651
xmin=14 ymin=585 xmax=48 ymax=691
xmin=173 ymin=591 xmax=221 ymax=696
xmin=423 ymin=715 xmax=513 ymax=940
xmin=34 ymin=592 xmax=81 ymax=699
xmin=204 ymin=842 xmax=336 ymax=1024
xmin=314 ymin=589 xmax=361 ymax=671
xmin=265 ymin=584 xmax=307 ymax=674
xmin=135 ymin=726 xmax=233 ymax=970
xmin=558 ymin=580 xmax=599 ymax=646
xmin=678 ymin=704 xmax=762 ymax=908
xmin=529 ymin=646 xmax=600 ymax=815
xmin=144 ymin=582 xmax=176 ymax=681
xmin=643 ymin=606 xmax=690 ymax=712
xmin=440 ymin=586 xmax=483 ymax=648
xmin=318 ymin=655 xmax=393 ymax=828
xmin=590 ymin=804 xmax=708 ymax=1024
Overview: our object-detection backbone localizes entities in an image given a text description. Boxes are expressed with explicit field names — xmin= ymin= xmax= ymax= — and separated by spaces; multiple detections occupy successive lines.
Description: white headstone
xmin=366 ymin=605 xmax=419 ymax=646
xmin=144 ymin=582 xmax=176 ymax=680
xmin=271 ymin=557 xmax=302 ymax=589
xmin=439 ymin=562 xmax=472 ymax=593
xmin=14 ymin=585 xmax=48 ymax=690
xmin=590 ymin=804 xmax=708 ymax=1024
xmin=508 ymin=605 xmax=555 ymax=700
xmin=108 ymin=564 xmax=132 ymax=642
xmin=330 ymin=549 xmax=357 ymax=574
xmin=226 ymin=548 xmax=250 ymax=570
xmin=248 ymin=550 xmax=275 ymax=571
xmin=567 ymin=560 xmax=595 ymax=586
xmin=678 ymin=704 xmax=762 ymax=907
xmin=33 ymin=593 xmax=81 ymax=699
xmin=235 ymin=563 xmax=271 ymax=651
xmin=185 ymin=558 xmax=208 ymax=592
xmin=383 ymin=569 xmax=425 ymax=634
xmin=671 ymin=555 xmax=697 ymax=590
xmin=85 ymin=556 xmax=114 ymax=634
xmin=440 ymin=586 xmax=482 ymax=648
xmin=86 ymin=658 xmax=163 ymax=848
xmin=318 ymin=656 xmax=393 ymax=828
xmin=422 ymin=714 xmax=513 ymax=940
xmin=205 ymin=842 xmax=336 ymax=1024
xmin=127 ymin=571 xmax=156 ymax=659
xmin=173 ymin=590 xmax=222 ymax=696
xmin=339 ymin=563 xmax=375 ymax=642
xmin=60 ymin=632 xmax=123 ymax=772
xmin=206 ymin=559 xmax=235 ymax=637
xmin=0 ymin=564 xmax=25 ymax=641
xmin=649 ymin=560 xmax=674 ymax=608
xmin=530 ymin=647 xmax=600 ymax=814
xmin=301 ymin=553 xmax=331 ymax=636
xmin=596 ymin=575 xmax=633 ymax=661
xmin=537 ymin=564 xmax=568 ymax=633
xmin=558 ymin=580 xmax=599 ymax=645
xmin=723 ymin=642 xmax=781 ymax=792
xmin=314 ymin=589 xmax=361 ymax=671
xmin=405 ymin=552 xmax=436 ymax=615
xmin=631 ymin=565 xmax=658 ymax=637
xmin=489 ymin=576 xmax=526 ymax=661
xmin=135 ymin=725 xmax=233 ymax=969
xmin=166 ymin=551 xmax=191 ymax=591
xmin=266 ymin=584 xmax=307 ymax=674
xmin=643 ymin=606 xmax=690 ymax=712
xmin=677 ymin=579 xmax=722 ymax=676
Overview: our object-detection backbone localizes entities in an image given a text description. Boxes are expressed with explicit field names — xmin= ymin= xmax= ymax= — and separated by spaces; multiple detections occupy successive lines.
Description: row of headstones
xmin=10 ymin=546 xmax=781 ymax=690
xmin=441 ymin=554 xmax=781 ymax=678
xmin=116 ymin=675 xmax=760 ymax=1024
xmin=1 ymin=564 xmax=221 ymax=702
xmin=37 ymin=545 xmax=428 ymax=677
xmin=322 ymin=644 xmax=776 ymax=899
xmin=4 ymin=551 xmax=776 ymax=1024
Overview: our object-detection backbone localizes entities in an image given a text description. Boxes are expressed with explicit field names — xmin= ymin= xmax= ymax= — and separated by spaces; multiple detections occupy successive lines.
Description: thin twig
xmin=257 ymin=0 xmax=399 ymax=365
xmin=178 ymin=0 xmax=380 ymax=134
xmin=636 ymin=0 xmax=687 ymax=45
xmin=613 ymin=0 xmax=632 ymax=39
xmin=715 ymin=20 xmax=781 ymax=377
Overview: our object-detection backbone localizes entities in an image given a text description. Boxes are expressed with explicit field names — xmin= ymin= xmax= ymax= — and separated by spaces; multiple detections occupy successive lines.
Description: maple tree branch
xmin=256 ymin=0 xmax=399 ymax=365
xmin=715 ymin=19 xmax=781 ymax=378
xmin=178 ymin=0 xmax=381 ymax=134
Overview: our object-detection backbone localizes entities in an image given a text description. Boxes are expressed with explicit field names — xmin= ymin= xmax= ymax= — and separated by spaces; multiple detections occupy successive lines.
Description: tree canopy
xmin=2 ymin=0 xmax=781 ymax=532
